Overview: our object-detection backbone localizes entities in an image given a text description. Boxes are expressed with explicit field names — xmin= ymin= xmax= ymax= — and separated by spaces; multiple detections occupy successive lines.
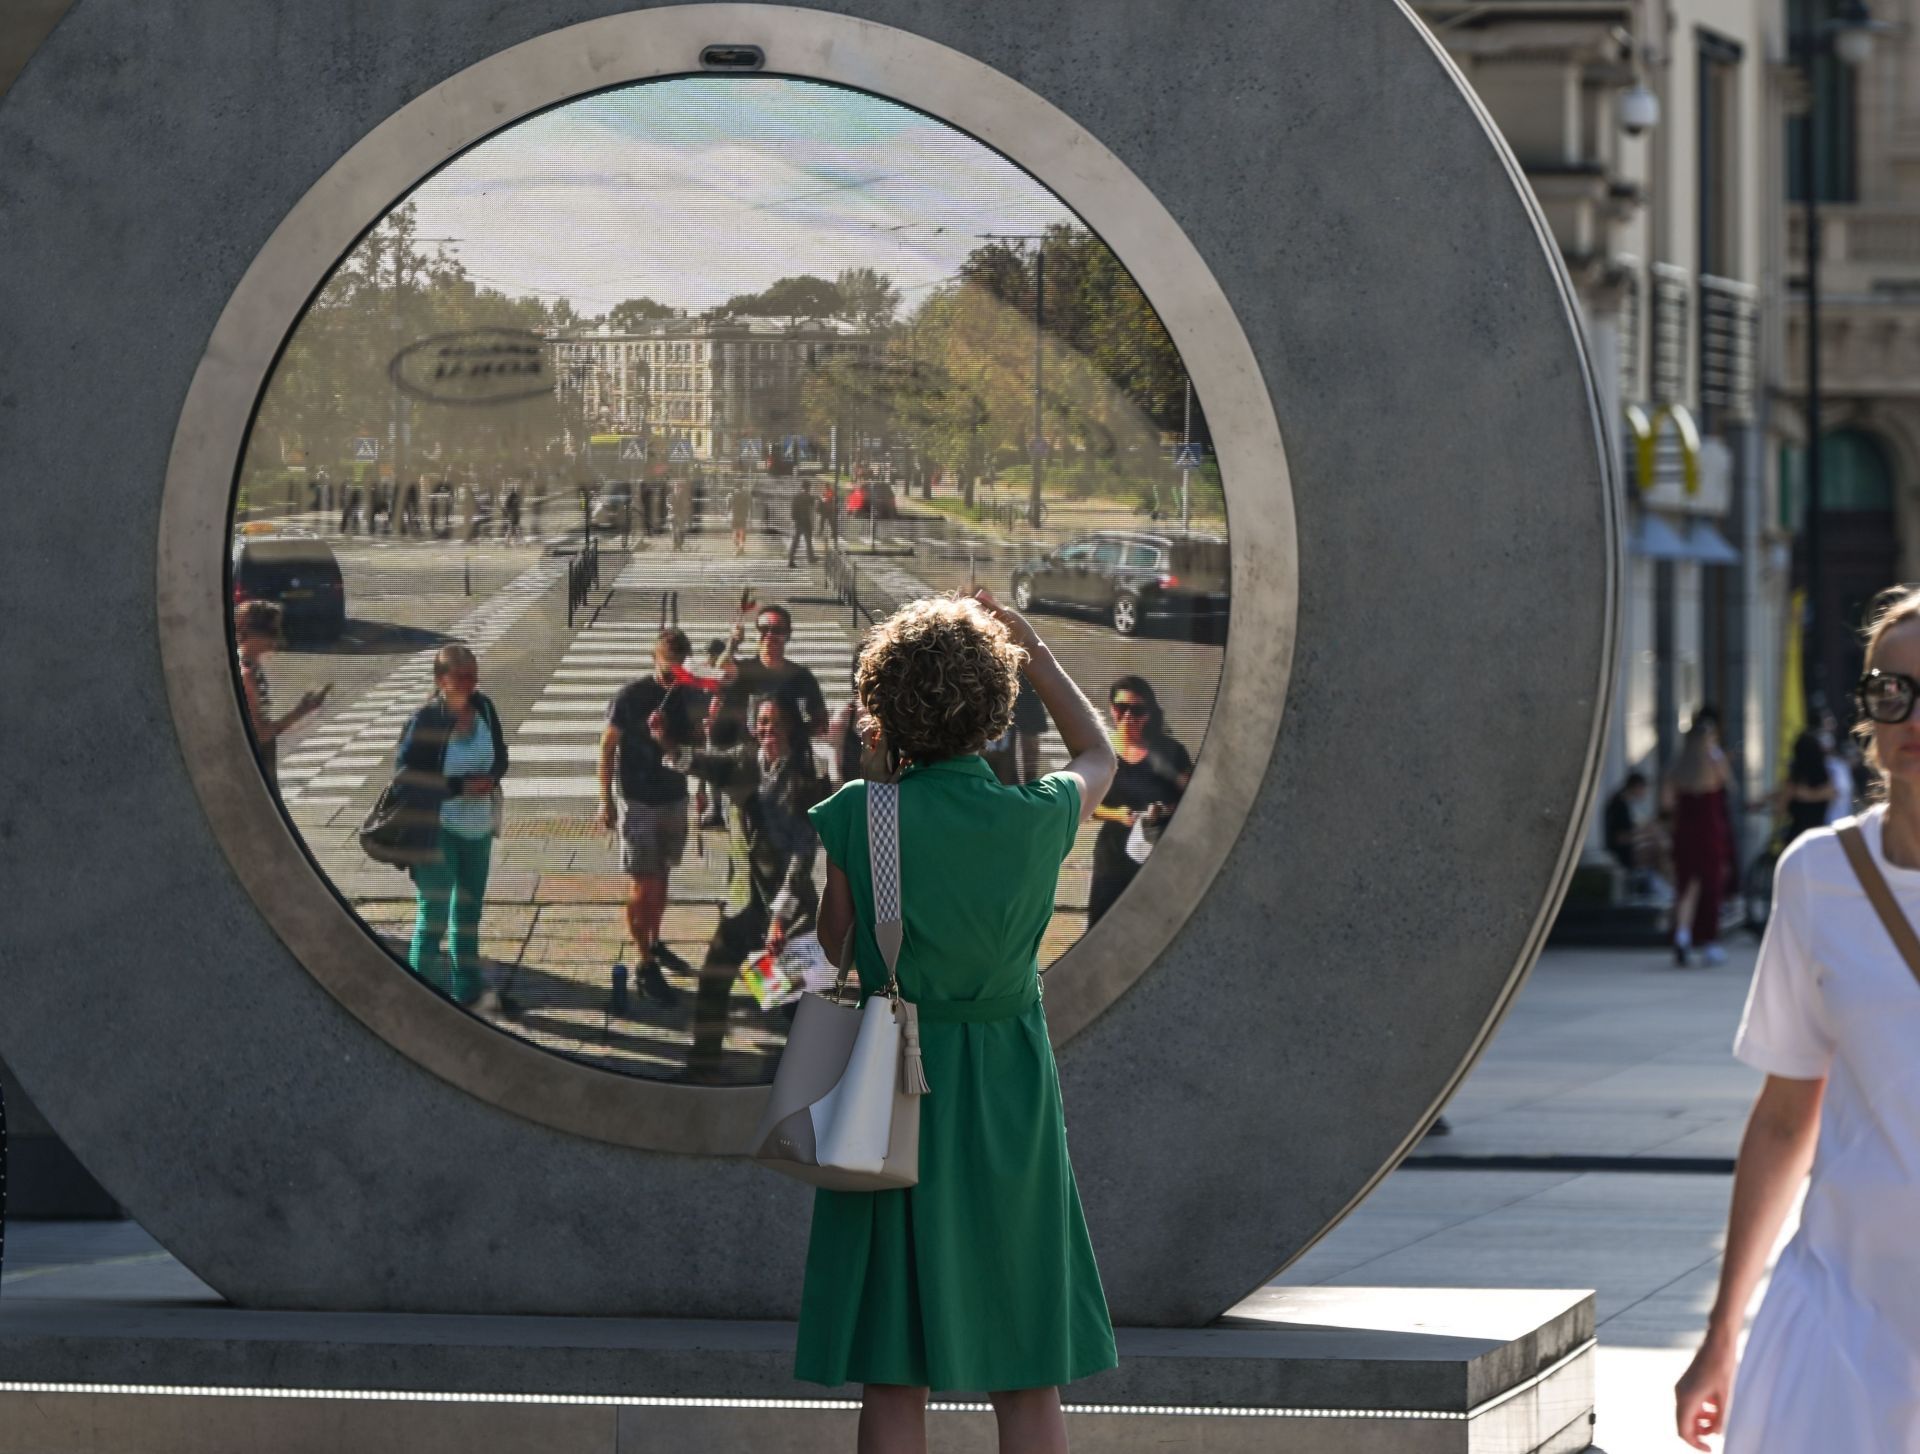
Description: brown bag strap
xmin=1837 ymin=820 xmax=1920 ymax=988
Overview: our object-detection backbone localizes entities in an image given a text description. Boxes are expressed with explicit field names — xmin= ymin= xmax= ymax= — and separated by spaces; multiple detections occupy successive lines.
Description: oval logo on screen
xmin=389 ymin=327 xmax=551 ymax=406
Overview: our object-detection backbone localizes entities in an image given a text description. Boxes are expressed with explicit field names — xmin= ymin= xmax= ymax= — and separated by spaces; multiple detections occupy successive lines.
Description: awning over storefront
xmin=1685 ymin=519 xmax=1742 ymax=566
xmin=1627 ymin=511 xmax=1743 ymax=565
xmin=1628 ymin=512 xmax=1693 ymax=560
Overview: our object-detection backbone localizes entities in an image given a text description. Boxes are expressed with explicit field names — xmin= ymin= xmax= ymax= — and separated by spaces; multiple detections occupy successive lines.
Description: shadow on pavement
xmin=290 ymin=620 xmax=454 ymax=655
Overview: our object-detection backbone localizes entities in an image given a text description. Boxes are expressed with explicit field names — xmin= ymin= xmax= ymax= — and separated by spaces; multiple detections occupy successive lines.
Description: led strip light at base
xmin=0 ymin=1342 xmax=1595 ymax=1423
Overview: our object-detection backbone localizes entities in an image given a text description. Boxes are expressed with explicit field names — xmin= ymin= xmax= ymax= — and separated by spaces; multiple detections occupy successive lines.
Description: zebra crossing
xmin=277 ymin=556 xmax=569 ymax=809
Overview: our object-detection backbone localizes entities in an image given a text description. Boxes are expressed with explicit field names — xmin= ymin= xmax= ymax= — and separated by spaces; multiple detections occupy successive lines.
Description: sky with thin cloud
xmin=406 ymin=77 xmax=1080 ymax=318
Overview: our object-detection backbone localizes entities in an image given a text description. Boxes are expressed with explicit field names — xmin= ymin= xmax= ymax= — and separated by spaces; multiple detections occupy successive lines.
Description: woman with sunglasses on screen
xmin=1674 ymin=587 xmax=1920 ymax=1450
xmin=390 ymin=643 xmax=510 ymax=1011
xmin=1086 ymin=675 xmax=1191 ymax=927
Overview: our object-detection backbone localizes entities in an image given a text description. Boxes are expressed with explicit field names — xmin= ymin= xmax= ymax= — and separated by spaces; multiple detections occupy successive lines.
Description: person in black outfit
xmin=1604 ymin=771 xmax=1651 ymax=872
xmin=787 ymin=485 xmax=817 ymax=566
xmin=659 ymin=694 xmax=826 ymax=1084
xmin=1768 ymin=731 xmax=1839 ymax=847
xmin=599 ymin=629 xmax=704 ymax=1007
xmin=1087 ymin=675 xmax=1191 ymax=927
xmin=985 ymin=675 xmax=1048 ymax=785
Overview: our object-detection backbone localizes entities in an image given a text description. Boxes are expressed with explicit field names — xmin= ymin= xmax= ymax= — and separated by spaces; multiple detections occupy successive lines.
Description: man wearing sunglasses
xmin=718 ymin=605 xmax=830 ymax=745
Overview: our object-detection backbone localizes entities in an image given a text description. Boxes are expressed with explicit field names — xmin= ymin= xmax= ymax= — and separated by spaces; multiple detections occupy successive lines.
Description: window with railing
xmin=1617 ymin=260 xmax=1642 ymax=403
xmin=1650 ymin=262 xmax=1691 ymax=406
xmin=1699 ymin=275 xmax=1758 ymax=424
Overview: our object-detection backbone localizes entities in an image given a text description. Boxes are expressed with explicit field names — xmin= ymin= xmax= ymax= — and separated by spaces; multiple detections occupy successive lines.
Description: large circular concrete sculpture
xmin=0 ymin=0 xmax=1615 ymax=1323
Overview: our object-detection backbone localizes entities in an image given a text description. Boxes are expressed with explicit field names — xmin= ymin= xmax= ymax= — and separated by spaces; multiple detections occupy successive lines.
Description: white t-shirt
xmin=1724 ymin=805 xmax=1920 ymax=1449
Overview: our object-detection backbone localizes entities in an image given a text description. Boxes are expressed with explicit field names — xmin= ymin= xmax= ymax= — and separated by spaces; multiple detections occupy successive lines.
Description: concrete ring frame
xmin=154 ymin=8 xmax=1298 ymax=1159
xmin=0 ymin=0 xmax=1616 ymax=1325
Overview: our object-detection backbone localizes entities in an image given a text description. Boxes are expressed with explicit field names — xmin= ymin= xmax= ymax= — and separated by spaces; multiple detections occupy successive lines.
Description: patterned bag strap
xmin=1837 ymin=819 xmax=1920 ymax=989
xmin=831 ymin=780 xmax=905 ymax=1001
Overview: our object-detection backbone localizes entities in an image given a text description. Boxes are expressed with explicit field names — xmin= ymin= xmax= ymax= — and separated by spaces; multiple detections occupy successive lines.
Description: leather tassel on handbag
xmin=750 ymin=780 xmax=927 ymax=1190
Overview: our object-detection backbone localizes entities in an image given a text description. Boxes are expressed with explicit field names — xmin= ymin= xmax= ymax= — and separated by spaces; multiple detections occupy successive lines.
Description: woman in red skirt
xmin=1665 ymin=707 xmax=1733 ymax=967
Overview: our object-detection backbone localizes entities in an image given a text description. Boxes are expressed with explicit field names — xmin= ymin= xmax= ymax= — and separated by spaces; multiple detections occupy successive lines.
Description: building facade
xmin=1417 ymin=0 xmax=1790 ymax=871
xmin=548 ymin=313 xmax=879 ymax=463
xmin=1784 ymin=0 xmax=1920 ymax=713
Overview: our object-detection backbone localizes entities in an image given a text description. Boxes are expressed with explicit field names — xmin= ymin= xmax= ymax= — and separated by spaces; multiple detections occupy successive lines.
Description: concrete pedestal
xmin=0 ymin=1286 xmax=1594 ymax=1453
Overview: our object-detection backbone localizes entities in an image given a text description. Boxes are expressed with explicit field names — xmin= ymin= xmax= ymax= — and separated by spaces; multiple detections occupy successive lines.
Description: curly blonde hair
xmin=857 ymin=596 xmax=1023 ymax=766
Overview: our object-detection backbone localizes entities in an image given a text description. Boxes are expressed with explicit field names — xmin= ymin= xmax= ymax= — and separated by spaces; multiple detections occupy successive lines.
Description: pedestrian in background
xmin=1087 ymin=674 xmax=1191 ymax=927
xmin=787 ymin=483 xmax=816 ymax=566
xmin=829 ymin=660 xmax=873 ymax=787
xmin=1675 ymin=586 xmax=1920 ymax=1451
xmin=1665 ymin=707 xmax=1734 ymax=967
xmin=1603 ymin=769 xmax=1672 ymax=899
xmin=1765 ymin=731 xmax=1837 ymax=849
xmin=393 ymin=644 xmax=509 ymax=1009
xmin=795 ymin=589 xmax=1118 ymax=1447
xmin=503 ymin=484 xmax=523 ymax=545
xmin=671 ymin=474 xmax=694 ymax=551
xmin=984 ymin=675 xmax=1047 ymax=786
xmin=820 ymin=478 xmax=840 ymax=546
xmin=235 ymin=600 xmax=329 ymax=789
xmin=729 ymin=479 xmax=752 ymax=556
xmin=1821 ymin=715 xmax=1859 ymax=826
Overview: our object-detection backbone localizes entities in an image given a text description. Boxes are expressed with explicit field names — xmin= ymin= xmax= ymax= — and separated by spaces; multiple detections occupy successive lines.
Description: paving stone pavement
xmin=1273 ymin=939 xmax=1774 ymax=1452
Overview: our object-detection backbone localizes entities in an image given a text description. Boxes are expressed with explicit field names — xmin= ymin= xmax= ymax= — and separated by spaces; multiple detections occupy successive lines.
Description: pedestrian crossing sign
xmin=619 ymin=437 xmax=645 ymax=461
xmin=1172 ymin=442 xmax=1204 ymax=468
xmin=352 ymin=436 xmax=380 ymax=462
xmin=669 ymin=439 xmax=694 ymax=463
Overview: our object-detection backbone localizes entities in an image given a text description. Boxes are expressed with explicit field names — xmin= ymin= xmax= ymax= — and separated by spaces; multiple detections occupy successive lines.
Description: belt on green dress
xmin=910 ymin=976 xmax=1040 ymax=1024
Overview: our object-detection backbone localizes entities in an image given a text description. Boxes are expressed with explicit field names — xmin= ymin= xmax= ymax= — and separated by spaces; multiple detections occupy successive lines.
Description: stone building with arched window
xmin=1783 ymin=0 xmax=1920 ymax=715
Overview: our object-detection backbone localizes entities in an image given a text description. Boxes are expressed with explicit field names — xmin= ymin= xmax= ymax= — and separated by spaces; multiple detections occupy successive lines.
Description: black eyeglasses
xmin=1111 ymin=699 xmax=1148 ymax=718
xmin=756 ymin=622 xmax=790 ymax=637
xmin=1858 ymin=669 xmax=1920 ymax=724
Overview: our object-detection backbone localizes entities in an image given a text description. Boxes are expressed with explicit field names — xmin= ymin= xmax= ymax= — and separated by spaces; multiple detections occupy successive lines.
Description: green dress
xmin=795 ymin=755 xmax=1118 ymax=1392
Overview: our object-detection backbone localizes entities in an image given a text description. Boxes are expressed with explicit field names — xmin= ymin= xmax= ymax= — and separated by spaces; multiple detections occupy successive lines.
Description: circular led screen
xmin=232 ymin=76 xmax=1232 ymax=1086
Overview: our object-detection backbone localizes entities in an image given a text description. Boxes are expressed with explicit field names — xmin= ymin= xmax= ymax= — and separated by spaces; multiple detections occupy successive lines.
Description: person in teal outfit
xmin=391 ymin=643 xmax=509 ymax=1008
xmin=798 ymin=589 xmax=1119 ymax=1454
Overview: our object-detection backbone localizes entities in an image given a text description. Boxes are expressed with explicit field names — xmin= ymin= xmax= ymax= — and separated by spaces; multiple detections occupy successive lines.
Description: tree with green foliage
xmin=609 ymin=296 xmax=674 ymax=331
xmin=834 ymin=267 xmax=902 ymax=331
xmin=721 ymin=273 xmax=843 ymax=322
xmin=245 ymin=201 xmax=571 ymax=494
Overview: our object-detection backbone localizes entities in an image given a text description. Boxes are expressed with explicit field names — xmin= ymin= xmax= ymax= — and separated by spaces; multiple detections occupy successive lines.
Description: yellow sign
xmin=1626 ymin=403 xmax=1701 ymax=496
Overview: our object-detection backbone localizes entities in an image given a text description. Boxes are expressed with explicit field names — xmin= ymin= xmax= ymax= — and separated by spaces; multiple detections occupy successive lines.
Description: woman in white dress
xmin=1675 ymin=585 xmax=1920 ymax=1450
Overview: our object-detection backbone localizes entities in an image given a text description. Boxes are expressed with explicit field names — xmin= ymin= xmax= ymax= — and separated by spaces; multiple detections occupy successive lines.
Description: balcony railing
xmin=1788 ymin=207 xmax=1920 ymax=275
xmin=1650 ymin=262 xmax=1691 ymax=407
xmin=1699 ymin=275 xmax=1758 ymax=423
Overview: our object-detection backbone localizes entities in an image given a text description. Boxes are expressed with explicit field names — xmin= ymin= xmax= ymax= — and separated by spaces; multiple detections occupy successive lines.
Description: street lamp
xmin=1798 ymin=0 xmax=1882 ymax=718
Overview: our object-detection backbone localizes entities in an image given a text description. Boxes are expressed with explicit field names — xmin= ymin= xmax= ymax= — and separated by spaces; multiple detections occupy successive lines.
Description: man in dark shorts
xmin=599 ymin=628 xmax=703 ymax=1008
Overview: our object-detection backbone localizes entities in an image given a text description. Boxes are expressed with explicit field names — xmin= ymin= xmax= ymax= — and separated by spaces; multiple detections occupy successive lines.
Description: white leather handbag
xmin=750 ymin=780 xmax=928 ymax=1190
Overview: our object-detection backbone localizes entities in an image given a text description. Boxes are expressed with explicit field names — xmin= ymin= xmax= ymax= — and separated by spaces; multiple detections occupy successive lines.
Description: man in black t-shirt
xmin=599 ymin=628 xmax=703 ymax=1007
xmin=716 ymin=603 xmax=830 ymax=743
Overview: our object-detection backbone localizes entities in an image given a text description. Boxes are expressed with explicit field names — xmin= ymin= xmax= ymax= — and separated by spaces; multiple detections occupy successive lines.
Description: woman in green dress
xmin=798 ymin=589 xmax=1119 ymax=1453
